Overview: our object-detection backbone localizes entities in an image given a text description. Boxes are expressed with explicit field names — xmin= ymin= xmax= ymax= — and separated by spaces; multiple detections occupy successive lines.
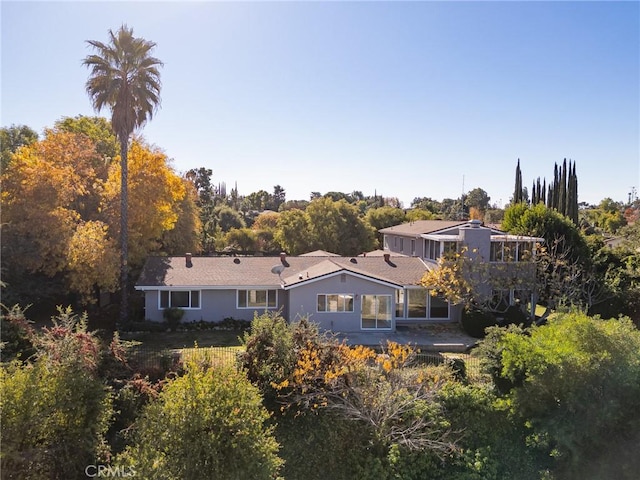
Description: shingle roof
xmin=299 ymin=250 xmax=340 ymax=257
xmin=136 ymin=254 xmax=429 ymax=289
xmin=378 ymin=220 xmax=467 ymax=236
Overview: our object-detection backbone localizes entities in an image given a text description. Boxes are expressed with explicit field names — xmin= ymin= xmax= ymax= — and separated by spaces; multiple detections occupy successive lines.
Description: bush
xmin=239 ymin=312 xmax=296 ymax=397
xmin=216 ymin=317 xmax=251 ymax=330
xmin=0 ymin=304 xmax=36 ymax=362
xmin=116 ymin=363 xmax=283 ymax=479
xmin=479 ymin=312 xmax=640 ymax=479
xmin=162 ymin=307 xmax=184 ymax=331
xmin=0 ymin=308 xmax=113 ymax=479
xmin=461 ymin=307 xmax=498 ymax=338
xmin=501 ymin=305 xmax=529 ymax=326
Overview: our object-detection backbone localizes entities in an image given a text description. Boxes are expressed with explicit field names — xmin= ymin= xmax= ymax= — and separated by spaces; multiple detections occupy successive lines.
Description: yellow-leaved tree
xmin=1 ymin=128 xmax=198 ymax=307
xmin=1 ymin=130 xmax=116 ymax=303
xmin=100 ymin=140 xmax=192 ymax=268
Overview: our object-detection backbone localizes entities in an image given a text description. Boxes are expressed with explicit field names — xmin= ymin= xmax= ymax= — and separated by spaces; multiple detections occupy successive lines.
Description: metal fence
xmin=126 ymin=346 xmax=241 ymax=374
xmin=126 ymin=346 xmax=483 ymax=380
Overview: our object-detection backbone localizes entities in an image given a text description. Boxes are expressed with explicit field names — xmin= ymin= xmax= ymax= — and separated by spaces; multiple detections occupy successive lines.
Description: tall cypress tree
xmin=566 ymin=161 xmax=579 ymax=224
xmin=559 ymin=158 xmax=568 ymax=216
xmin=514 ymin=159 xmax=523 ymax=204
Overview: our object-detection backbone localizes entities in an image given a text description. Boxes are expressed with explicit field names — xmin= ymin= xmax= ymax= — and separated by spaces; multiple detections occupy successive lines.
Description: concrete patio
xmin=334 ymin=323 xmax=479 ymax=352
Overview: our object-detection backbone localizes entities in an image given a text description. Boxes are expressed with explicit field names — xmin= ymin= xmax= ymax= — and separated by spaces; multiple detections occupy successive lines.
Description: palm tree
xmin=84 ymin=25 xmax=162 ymax=327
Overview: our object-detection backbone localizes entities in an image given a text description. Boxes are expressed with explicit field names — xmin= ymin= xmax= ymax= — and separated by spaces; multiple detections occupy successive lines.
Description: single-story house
xmin=135 ymin=220 xmax=542 ymax=333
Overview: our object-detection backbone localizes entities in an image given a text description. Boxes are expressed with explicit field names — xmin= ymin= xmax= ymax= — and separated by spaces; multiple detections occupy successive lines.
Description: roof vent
xmin=383 ymin=253 xmax=391 ymax=263
xmin=185 ymin=253 xmax=193 ymax=268
xmin=469 ymin=219 xmax=482 ymax=228
xmin=350 ymin=258 xmax=357 ymax=263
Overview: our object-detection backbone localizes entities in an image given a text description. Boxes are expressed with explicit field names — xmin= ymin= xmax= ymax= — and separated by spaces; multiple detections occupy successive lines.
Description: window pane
xmin=378 ymin=296 xmax=391 ymax=319
xmin=317 ymin=295 xmax=326 ymax=312
xmin=429 ymin=295 xmax=449 ymax=318
xmin=160 ymin=291 xmax=169 ymax=309
xmin=378 ymin=318 xmax=392 ymax=329
xmin=362 ymin=295 xmax=391 ymax=329
xmin=395 ymin=290 xmax=404 ymax=317
xmin=171 ymin=291 xmax=190 ymax=308
xmin=362 ymin=317 xmax=376 ymax=329
xmin=344 ymin=295 xmax=354 ymax=312
xmin=238 ymin=290 xmax=247 ymax=308
xmin=268 ymin=290 xmax=276 ymax=308
xmin=490 ymin=242 xmax=502 ymax=262
xmin=504 ymin=242 xmax=516 ymax=261
xmin=377 ymin=296 xmax=392 ymax=328
xmin=191 ymin=291 xmax=200 ymax=308
xmin=407 ymin=289 xmax=427 ymax=318
xmin=362 ymin=296 xmax=376 ymax=328
xmin=248 ymin=290 xmax=267 ymax=307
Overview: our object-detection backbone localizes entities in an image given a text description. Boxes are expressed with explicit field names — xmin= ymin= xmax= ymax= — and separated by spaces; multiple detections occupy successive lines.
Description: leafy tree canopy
xmin=0 ymin=124 xmax=39 ymax=170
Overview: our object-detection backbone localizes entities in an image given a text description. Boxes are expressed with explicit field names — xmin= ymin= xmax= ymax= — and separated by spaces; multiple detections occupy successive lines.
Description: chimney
xmin=383 ymin=253 xmax=391 ymax=263
xmin=185 ymin=253 xmax=193 ymax=268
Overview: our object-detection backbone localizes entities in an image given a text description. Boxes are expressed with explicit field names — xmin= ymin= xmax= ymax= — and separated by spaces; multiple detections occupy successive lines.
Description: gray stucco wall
xmin=287 ymin=274 xmax=398 ymax=333
xmin=384 ymin=234 xmax=422 ymax=257
xmin=142 ymin=288 xmax=285 ymax=323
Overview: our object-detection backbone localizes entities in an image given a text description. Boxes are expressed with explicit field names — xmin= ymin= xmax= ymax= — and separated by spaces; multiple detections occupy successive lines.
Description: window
xmin=491 ymin=241 xmax=534 ymax=262
xmin=425 ymin=240 xmax=458 ymax=260
xmin=407 ymin=289 xmax=427 ymax=318
xmin=425 ymin=239 xmax=441 ymax=260
xmin=317 ymin=294 xmax=354 ymax=312
xmin=159 ymin=290 xmax=200 ymax=309
xmin=399 ymin=238 xmax=404 ymax=252
xmin=396 ymin=288 xmax=450 ymax=319
xmin=395 ymin=290 xmax=405 ymax=317
xmin=517 ymin=242 xmax=533 ymax=261
xmin=429 ymin=294 xmax=449 ymax=318
xmin=490 ymin=289 xmax=531 ymax=313
xmin=443 ymin=241 xmax=458 ymax=256
xmin=238 ymin=289 xmax=277 ymax=308
xmin=361 ymin=295 xmax=392 ymax=329
xmin=411 ymin=239 xmax=416 ymax=256
xmin=490 ymin=242 xmax=503 ymax=262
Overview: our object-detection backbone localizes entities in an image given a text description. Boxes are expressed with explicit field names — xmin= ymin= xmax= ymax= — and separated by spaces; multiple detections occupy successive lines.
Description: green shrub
xmin=117 ymin=363 xmax=283 ymax=479
xmin=480 ymin=312 xmax=640 ymax=479
xmin=162 ymin=307 xmax=184 ymax=331
xmin=0 ymin=304 xmax=36 ymax=362
xmin=0 ymin=308 xmax=113 ymax=480
xmin=461 ymin=307 xmax=498 ymax=338
xmin=239 ymin=312 xmax=296 ymax=398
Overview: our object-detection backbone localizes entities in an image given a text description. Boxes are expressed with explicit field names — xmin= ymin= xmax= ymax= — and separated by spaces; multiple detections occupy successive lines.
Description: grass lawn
xmin=120 ymin=329 xmax=245 ymax=349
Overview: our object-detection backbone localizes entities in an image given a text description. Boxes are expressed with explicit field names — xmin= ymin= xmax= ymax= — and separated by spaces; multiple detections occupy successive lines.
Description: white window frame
xmin=159 ymin=290 xmax=201 ymax=310
xmin=395 ymin=288 xmax=450 ymax=319
xmin=490 ymin=241 xmax=533 ymax=263
xmin=237 ymin=289 xmax=278 ymax=309
xmin=317 ymin=294 xmax=355 ymax=313
xmin=361 ymin=294 xmax=393 ymax=330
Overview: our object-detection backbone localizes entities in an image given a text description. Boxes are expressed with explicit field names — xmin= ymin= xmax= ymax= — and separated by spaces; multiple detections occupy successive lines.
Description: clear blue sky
xmin=2 ymin=1 xmax=639 ymax=207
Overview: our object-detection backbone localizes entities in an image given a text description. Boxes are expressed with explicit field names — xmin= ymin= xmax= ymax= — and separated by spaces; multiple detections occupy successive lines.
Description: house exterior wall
xmin=383 ymin=234 xmax=422 ymax=257
xmin=287 ymin=274 xmax=399 ymax=332
xmin=142 ymin=288 xmax=286 ymax=323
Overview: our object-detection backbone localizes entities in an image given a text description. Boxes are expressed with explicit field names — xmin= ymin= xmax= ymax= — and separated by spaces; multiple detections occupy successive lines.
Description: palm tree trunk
xmin=119 ymin=137 xmax=129 ymax=328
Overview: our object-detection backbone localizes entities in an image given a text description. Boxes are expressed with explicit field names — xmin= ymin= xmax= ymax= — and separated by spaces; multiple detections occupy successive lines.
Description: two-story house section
xmin=380 ymin=220 xmax=543 ymax=319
